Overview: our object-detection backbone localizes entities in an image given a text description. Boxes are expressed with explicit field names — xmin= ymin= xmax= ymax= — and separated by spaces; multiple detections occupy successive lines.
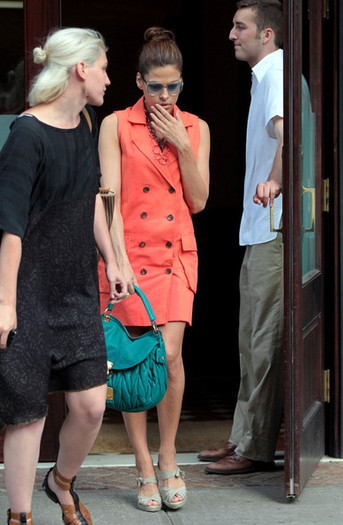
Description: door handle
xmin=270 ymin=206 xmax=283 ymax=233
xmin=302 ymin=186 xmax=315 ymax=232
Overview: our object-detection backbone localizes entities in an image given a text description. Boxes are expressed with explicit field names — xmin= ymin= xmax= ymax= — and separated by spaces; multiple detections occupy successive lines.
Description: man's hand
xmin=253 ymin=179 xmax=282 ymax=207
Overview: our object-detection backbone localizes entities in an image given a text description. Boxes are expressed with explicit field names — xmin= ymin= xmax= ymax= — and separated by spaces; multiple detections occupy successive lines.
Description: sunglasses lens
xmin=147 ymin=83 xmax=163 ymax=95
xmin=145 ymin=81 xmax=183 ymax=96
xmin=167 ymin=82 xmax=182 ymax=95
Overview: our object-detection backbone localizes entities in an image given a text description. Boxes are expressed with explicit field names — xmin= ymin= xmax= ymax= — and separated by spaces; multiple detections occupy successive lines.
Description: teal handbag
xmin=102 ymin=285 xmax=168 ymax=412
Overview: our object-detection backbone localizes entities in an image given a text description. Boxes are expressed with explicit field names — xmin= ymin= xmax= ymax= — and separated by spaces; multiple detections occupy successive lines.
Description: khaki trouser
xmin=230 ymin=235 xmax=284 ymax=462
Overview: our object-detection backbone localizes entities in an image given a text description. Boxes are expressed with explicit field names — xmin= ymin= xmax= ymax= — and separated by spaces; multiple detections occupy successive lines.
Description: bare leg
xmin=122 ymin=322 xmax=186 ymax=506
xmin=4 ymin=417 xmax=46 ymax=513
xmin=47 ymin=384 xmax=107 ymax=506
xmin=122 ymin=411 xmax=159 ymax=507
xmin=157 ymin=321 xmax=186 ymax=502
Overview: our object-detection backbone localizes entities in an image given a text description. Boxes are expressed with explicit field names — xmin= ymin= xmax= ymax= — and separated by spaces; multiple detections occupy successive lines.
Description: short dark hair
xmin=236 ymin=0 xmax=283 ymax=48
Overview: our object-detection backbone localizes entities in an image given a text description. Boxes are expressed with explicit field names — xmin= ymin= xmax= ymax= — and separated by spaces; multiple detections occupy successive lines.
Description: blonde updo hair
xmin=138 ymin=26 xmax=183 ymax=77
xmin=28 ymin=27 xmax=107 ymax=106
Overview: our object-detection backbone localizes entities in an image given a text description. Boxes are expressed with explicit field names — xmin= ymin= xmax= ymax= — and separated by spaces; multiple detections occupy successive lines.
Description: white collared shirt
xmin=239 ymin=49 xmax=284 ymax=246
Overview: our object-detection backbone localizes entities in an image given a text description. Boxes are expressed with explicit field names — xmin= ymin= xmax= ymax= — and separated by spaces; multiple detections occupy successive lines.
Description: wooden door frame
xmin=283 ymin=0 xmax=326 ymax=497
xmin=24 ymin=0 xmax=60 ymax=101
xmin=336 ymin=0 xmax=343 ymax=458
xmin=282 ymin=0 xmax=302 ymax=496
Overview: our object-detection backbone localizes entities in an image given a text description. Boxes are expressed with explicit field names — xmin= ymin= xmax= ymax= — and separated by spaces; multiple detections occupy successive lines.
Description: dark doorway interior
xmin=60 ymin=0 xmax=249 ymax=419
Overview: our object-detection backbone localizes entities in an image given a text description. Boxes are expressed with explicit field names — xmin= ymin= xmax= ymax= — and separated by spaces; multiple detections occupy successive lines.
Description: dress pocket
xmin=179 ymin=234 xmax=198 ymax=293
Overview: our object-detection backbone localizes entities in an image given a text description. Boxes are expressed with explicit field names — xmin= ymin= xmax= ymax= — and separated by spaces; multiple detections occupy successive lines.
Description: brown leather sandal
xmin=42 ymin=465 xmax=92 ymax=525
xmin=7 ymin=509 xmax=32 ymax=524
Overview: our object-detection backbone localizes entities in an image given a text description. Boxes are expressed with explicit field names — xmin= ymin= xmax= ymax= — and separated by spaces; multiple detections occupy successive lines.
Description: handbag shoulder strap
xmin=133 ymin=285 xmax=156 ymax=323
xmin=81 ymin=106 xmax=92 ymax=132
xmin=105 ymin=285 xmax=157 ymax=325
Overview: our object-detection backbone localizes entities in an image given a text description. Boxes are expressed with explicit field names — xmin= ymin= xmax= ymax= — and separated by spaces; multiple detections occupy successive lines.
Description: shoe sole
xmin=205 ymin=466 xmax=256 ymax=475
xmin=137 ymin=503 xmax=162 ymax=512
xmin=205 ymin=462 xmax=276 ymax=475
xmin=161 ymin=495 xmax=187 ymax=510
xmin=197 ymin=455 xmax=226 ymax=462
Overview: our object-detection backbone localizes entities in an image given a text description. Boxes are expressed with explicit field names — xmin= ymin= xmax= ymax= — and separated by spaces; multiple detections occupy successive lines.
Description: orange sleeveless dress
xmin=98 ymin=97 xmax=200 ymax=326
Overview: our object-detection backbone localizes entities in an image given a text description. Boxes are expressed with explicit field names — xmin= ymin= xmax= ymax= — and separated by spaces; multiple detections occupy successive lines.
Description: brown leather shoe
xmin=205 ymin=452 xmax=276 ymax=475
xmin=198 ymin=442 xmax=236 ymax=462
xmin=42 ymin=465 xmax=92 ymax=524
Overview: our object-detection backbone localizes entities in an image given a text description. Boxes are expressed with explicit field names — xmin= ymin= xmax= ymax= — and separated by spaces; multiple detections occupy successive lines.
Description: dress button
xmin=166 ymin=241 xmax=172 ymax=248
xmin=167 ymin=214 xmax=174 ymax=221
xmin=143 ymin=186 xmax=150 ymax=193
xmin=139 ymin=242 xmax=146 ymax=248
xmin=165 ymin=268 xmax=172 ymax=274
xmin=140 ymin=212 xmax=147 ymax=219
xmin=140 ymin=269 xmax=147 ymax=275
xmin=168 ymin=187 xmax=175 ymax=194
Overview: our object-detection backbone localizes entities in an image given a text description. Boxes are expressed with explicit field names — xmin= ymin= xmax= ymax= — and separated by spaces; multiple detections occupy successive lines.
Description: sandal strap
xmin=7 ymin=509 xmax=32 ymax=524
xmin=52 ymin=465 xmax=75 ymax=491
xmin=136 ymin=476 xmax=158 ymax=486
xmin=159 ymin=467 xmax=185 ymax=481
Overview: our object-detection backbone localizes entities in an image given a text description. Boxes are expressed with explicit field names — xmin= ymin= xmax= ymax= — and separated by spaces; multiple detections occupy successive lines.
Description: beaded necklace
xmin=144 ymin=102 xmax=170 ymax=166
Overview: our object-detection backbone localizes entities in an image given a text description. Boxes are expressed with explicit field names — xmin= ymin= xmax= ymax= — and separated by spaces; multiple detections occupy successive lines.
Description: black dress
xmin=0 ymin=107 xmax=107 ymax=426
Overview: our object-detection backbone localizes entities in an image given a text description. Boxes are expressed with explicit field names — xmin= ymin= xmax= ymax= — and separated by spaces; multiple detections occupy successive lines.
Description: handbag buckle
xmin=103 ymin=308 xmax=111 ymax=322
xmin=107 ymin=360 xmax=113 ymax=374
xmin=106 ymin=386 xmax=113 ymax=400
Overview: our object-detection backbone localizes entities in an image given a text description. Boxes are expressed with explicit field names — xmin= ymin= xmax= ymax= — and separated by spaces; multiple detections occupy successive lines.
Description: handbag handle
xmin=104 ymin=285 xmax=158 ymax=329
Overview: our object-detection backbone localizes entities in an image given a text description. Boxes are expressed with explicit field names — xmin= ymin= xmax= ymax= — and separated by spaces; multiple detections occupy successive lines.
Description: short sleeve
xmin=264 ymin=68 xmax=284 ymax=138
xmin=0 ymin=116 xmax=43 ymax=238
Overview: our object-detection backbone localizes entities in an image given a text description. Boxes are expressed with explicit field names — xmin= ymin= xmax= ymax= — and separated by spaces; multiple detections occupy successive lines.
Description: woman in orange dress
xmin=98 ymin=27 xmax=210 ymax=512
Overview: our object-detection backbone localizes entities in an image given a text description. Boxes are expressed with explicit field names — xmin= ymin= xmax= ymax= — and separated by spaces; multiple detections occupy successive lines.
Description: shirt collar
xmin=251 ymin=48 xmax=283 ymax=85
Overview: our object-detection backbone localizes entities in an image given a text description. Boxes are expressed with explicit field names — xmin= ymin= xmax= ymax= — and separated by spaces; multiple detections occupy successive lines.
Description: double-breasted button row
xmin=138 ymin=184 xmax=175 ymax=276
xmin=139 ymin=212 xmax=174 ymax=221
xmin=138 ymin=241 xmax=172 ymax=249
xmin=140 ymin=268 xmax=172 ymax=275
xmin=142 ymin=186 xmax=175 ymax=194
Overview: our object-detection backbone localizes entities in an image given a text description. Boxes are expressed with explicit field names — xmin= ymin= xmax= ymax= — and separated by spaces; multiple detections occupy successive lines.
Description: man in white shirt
xmin=199 ymin=0 xmax=284 ymax=474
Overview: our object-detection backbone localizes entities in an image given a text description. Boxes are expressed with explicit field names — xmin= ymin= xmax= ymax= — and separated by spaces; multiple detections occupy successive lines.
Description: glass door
xmin=283 ymin=0 xmax=325 ymax=497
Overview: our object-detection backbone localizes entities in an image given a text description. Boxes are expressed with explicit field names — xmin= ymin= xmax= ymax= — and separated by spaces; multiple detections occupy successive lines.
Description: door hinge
xmin=322 ymin=178 xmax=329 ymax=212
xmin=324 ymin=369 xmax=330 ymax=403
xmin=323 ymin=0 xmax=330 ymax=19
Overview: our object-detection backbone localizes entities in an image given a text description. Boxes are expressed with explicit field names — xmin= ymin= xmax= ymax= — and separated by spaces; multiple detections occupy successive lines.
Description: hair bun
xmin=144 ymin=27 xmax=175 ymax=43
xmin=33 ymin=46 xmax=49 ymax=66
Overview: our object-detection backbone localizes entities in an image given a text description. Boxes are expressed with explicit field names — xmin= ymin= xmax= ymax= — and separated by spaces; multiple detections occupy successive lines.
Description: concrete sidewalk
xmin=1 ymin=453 xmax=342 ymax=524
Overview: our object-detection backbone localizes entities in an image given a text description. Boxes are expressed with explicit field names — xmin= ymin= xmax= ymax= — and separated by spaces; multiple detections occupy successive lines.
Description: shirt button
xmin=143 ymin=186 xmax=150 ymax=193
xmin=167 ymin=214 xmax=174 ymax=221
xmin=139 ymin=242 xmax=146 ymax=248
xmin=168 ymin=187 xmax=175 ymax=194
xmin=140 ymin=269 xmax=147 ymax=275
xmin=165 ymin=268 xmax=172 ymax=274
xmin=166 ymin=241 xmax=172 ymax=248
xmin=141 ymin=212 xmax=147 ymax=219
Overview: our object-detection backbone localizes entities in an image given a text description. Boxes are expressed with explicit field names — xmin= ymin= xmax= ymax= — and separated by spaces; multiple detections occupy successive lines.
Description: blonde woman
xmin=0 ymin=28 xmax=128 ymax=525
